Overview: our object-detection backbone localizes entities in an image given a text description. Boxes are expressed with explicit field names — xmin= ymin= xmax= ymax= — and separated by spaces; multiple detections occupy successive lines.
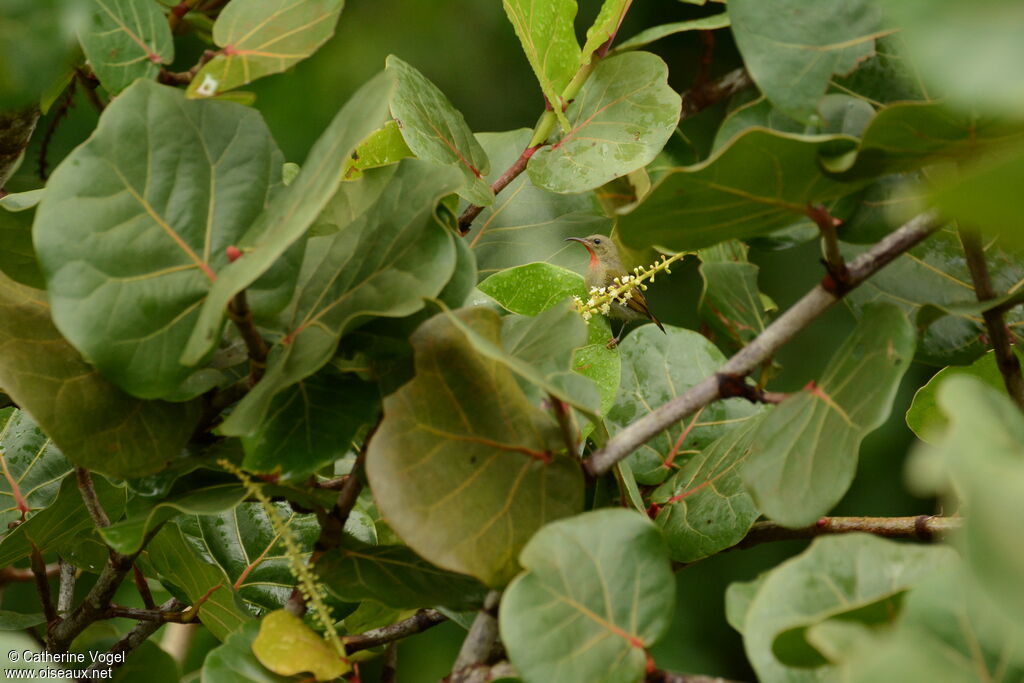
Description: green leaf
xmin=240 ymin=368 xmax=379 ymax=481
xmin=906 ymin=349 xmax=1024 ymax=442
xmin=742 ymin=303 xmax=915 ymax=528
xmin=365 ymin=307 xmax=583 ymax=587
xmin=528 ymin=52 xmax=681 ymax=194
xmin=909 ymin=375 xmax=1024 ymax=626
xmin=501 ymin=0 xmax=580 ymax=127
xmin=184 ymin=70 xmax=397 ymax=366
xmin=253 ymin=609 xmax=349 ymax=681
xmin=500 ymin=509 xmax=674 ymax=683
xmin=725 ymin=572 xmax=768 ymax=635
xmin=0 ymin=408 xmax=69 ymax=530
xmin=317 ymin=536 xmax=487 ymax=610
xmin=652 ymin=416 xmax=764 ymax=562
xmin=0 ymin=611 xmax=46 ymax=631
xmin=740 ymin=534 xmax=953 ymax=683
xmin=0 ymin=272 xmax=200 ymax=478
xmin=78 ymin=0 xmax=174 ymax=93
xmin=0 ymin=474 xmax=126 ymax=567
xmin=201 ymin=620 xmax=293 ymax=683
xmin=0 ymin=189 xmax=44 ymax=288
xmin=830 ymin=35 xmax=930 ymax=106
xmin=466 ymin=130 xmax=610 ymax=279
xmin=0 ymin=1 xmax=87 ymax=108
xmin=218 ymin=160 xmax=461 ymax=437
xmin=713 ymin=94 xmax=876 ymax=151
xmin=729 ymin=0 xmax=886 ymax=123
xmin=34 ymin=79 xmax=283 ymax=399
xmin=187 ymin=0 xmax=345 ymax=98
xmin=697 ymin=240 xmax=771 ymax=350
xmin=145 ymin=523 xmax=251 ymax=640
xmin=827 ymin=562 xmax=1024 ymax=682
xmin=100 ymin=482 xmax=247 ymax=555
xmin=386 ymin=56 xmax=492 ymax=206
xmin=181 ymin=503 xmax=319 ymax=614
xmin=843 ymin=228 xmax=1024 ymax=366
xmin=341 ymin=120 xmax=413 ymax=181
xmin=478 ymin=262 xmax=585 ymax=316
xmin=606 ymin=325 xmax=763 ymax=485
xmin=580 ymin=0 xmax=631 ymax=64
xmin=614 ymin=13 xmax=730 ymax=53
xmin=616 ymin=129 xmax=859 ymax=252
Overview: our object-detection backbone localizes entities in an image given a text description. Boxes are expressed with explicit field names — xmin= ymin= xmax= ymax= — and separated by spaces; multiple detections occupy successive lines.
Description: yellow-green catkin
xmin=572 ymin=251 xmax=685 ymax=322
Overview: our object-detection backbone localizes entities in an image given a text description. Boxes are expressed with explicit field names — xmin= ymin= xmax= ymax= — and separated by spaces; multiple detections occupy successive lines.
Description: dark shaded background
xmin=11 ymin=1 xmax=937 ymax=679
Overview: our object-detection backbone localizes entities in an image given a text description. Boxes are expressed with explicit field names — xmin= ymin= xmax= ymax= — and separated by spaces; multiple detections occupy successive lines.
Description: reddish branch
xmin=227 ymin=289 xmax=268 ymax=386
xmin=958 ymin=228 xmax=1024 ymax=412
xmin=807 ymin=203 xmax=850 ymax=290
xmin=584 ymin=211 xmax=942 ymax=477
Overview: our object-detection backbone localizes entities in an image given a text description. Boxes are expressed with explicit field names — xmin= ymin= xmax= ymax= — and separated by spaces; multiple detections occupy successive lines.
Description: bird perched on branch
xmin=566 ymin=235 xmax=665 ymax=344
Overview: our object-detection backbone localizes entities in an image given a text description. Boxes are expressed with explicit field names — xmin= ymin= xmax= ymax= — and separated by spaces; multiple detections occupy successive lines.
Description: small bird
xmin=566 ymin=235 xmax=665 ymax=344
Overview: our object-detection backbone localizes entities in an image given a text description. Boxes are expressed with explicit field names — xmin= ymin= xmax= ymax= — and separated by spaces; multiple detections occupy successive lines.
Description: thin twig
xmin=380 ymin=642 xmax=398 ymax=683
xmin=732 ymin=515 xmax=960 ymax=551
xmin=584 ymin=211 xmax=941 ymax=477
xmin=75 ymin=68 xmax=106 ymax=114
xmin=49 ymin=550 xmax=140 ymax=651
xmin=0 ymin=106 xmax=40 ymax=190
xmin=807 ymin=203 xmax=850 ymax=287
xmin=457 ymin=145 xmax=539 ymax=234
xmin=57 ymin=559 xmax=76 ymax=615
xmin=315 ymin=415 xmax=383 ymax=557
xmin=132 ymin=565 xmax=156 ymax=610
xmin=450 ymin=591 xmax=501 ymax=682
xmin=647 ymin=671 xmax=747 ymax=683
xmin=75 ymin=467 xmax=111 ymax=528
xmin=38 ymin=81 xmax=76 ymax=181
xmin=105 ymin=605 xmax=190 ymax=623
xmin=86 ymin=598 xmax=185 ymax=675
xmin=344 ymin=609 xmax=448 ymax=654
xmin=958 ymin=228 xmax=1024 ymax=412
xmin=29 ymin=543 xmax=58 ymax=625
xmin=227 ymin=290 xmax=268 ymax=386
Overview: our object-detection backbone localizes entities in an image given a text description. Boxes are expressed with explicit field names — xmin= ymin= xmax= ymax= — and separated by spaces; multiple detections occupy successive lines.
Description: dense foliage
xmin=1 ymin=0 xmax=1023 ymax=681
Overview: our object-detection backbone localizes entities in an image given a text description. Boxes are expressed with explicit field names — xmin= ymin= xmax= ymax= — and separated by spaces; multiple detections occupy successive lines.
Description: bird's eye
xmin=593 ymin=238 xmax=602 ymax=245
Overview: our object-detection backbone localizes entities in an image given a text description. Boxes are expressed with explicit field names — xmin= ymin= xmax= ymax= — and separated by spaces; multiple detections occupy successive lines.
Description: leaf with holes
xmin=606 ymin=326 xmax=763 ymax=485
xmin=465 ymin=130 xmax=610 ymax=279
xmin=698 ymin=240 xmax=772 ymax=351
xmin=78 ymin=0 xmax=173 ymax=93
xmin=739 ymin=534 xmax=951 ymax=682
xmin=178 ymin=503 xmax=319 ymax=615
xmin=730 ymin=0 xmax=887 ymax=123
xmin=144 ymin=523 xmax=251 ymax=641
xmin=616 ymin=129 xmax=860 ymax=253
xmin=502 ymin=0 xmax=580 ymax=128
xmin=317 ymin=536 xmax=487 ymax=610
xmin=184 ymin=70 xmax=397 ymax=366
xmin=34 ymin=80 xmax=283 ymax=399
xmin=528 ymin=51 xmax=681 ymax=194
xmin=187 ymin=0 xmax=344 ymax=98
xmin=218 ymin=160 xmax=461 ymax=438
xmin=742 ymin=303 xmax=915 ymax=528
xmin=0 ymin=408 xmax=69 ymax=530
xmin=652 ymin=416 xmax=764 ymax=562
xmin=366 ymin=307 xmax=583 ymax=586
xmin=386 ymin=56 xmax=492 ymax=206
xmin=500 ymin=508 xmax=674 ymax=683
xmin=0 ymin=272 xmax=200 ymax=478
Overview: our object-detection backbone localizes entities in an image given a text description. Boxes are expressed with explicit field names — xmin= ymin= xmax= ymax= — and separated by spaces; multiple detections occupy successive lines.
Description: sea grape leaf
xmin=742 ymin=303 xmax=915 ymax=528
xmin=740 ymin=534 xmax=953 ymax=683
xmin=252 ymin=610 xmax=349 ymax=681
xmin=0 ymin=0 xmax=87 ymax=108
xmin=317 ymin=536 xmax=487 ymax=610
xmin=528 ymin=51 xmax=681 ymax=194
xmin=697 ymin=240 xmax=771 ymax=350
xmin=478 ymin=262 xmax=585 ymax=317
xmin=500 ymin=509 xmax=674 ymax=683
xmin=580 ymin=0 xmax=631 ymax=65
xmin=201 ymin=621 xmax=293 ymax=683
xmin=501 ymin=0 xmax=580 ymax=128
xmin=183 ymin=70 xmax=397 ymax=366
xmin=78 ymin=0 xmax=173 ymax=93
xmin=0 ymin=189 xmax=44 ymax=288
xmin=218 ymin=159 xmax=461 ymax=437
xmin=341 ymin=119 xmax=413 ymax=181
xmin=729 ymin=0 xmax=886 ymax=123
xmin=365 ymin=307 xmax=583 ymax=586
xmin=466 ymin=130 xmax=609 ymax=279
xmin=240 ymin=367 xmax=380 ymax=481
xmin=386 ymin=56 xmax=492 ymax=206
xmin=606 ymin=325 xmax=763 ymax=485
xmin=614 ymin=13 xmax=730 ymax=53
xmin=0 ymin=271 xmax=199 ymax=478
xmin=34 ymin=79 xmax=283 ymax=399
xmin=187 ymin=0 xmax=345 ymax=98
xmin=713 ymin=94 xmax=876 ymax=151
xmin=0 ymin=408 xmax=69 ymax=530
xmin=652 ymin=416 xmax=764 ymax=562
xmin=145 ymin=523 xmax=250 ymax=641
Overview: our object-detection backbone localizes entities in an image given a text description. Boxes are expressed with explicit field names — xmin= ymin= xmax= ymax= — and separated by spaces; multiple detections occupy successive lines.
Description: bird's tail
xmin=650 ymin=310 xmax=666 ymax=334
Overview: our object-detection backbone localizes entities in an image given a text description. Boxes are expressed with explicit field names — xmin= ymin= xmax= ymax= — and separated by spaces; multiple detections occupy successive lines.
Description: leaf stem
xmin=584 ymin=211 xmax=941 ymax=477
xmin=958 ymin=227 xmax=1024 ymax=412
xmin=227 ymin=289 xmax=269 ymax=386
xmin=29 ymin=542 xmax=58 ymax=625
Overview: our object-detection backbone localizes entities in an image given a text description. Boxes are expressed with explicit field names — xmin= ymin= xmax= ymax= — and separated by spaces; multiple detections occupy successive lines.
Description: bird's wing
xmin=625 ymin=288 xmax=666 ymax=333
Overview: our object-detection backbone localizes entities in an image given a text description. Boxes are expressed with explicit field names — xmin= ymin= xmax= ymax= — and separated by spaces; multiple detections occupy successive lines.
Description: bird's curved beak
xmin=565 ymin=236 xmax=593 ymax=252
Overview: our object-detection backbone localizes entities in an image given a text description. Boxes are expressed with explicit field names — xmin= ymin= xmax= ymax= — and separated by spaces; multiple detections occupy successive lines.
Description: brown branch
xmin=457 ymin=145 xmax=539 ymax=235
xmin=344 ymin=608 xmax=447 ymax=654
xmin=227 ymin=290 xmax=268 ymax=386
xmin=75 ymin=68 xmax=106 ymax=115
xmin=716 ymin=374 xmax=789 ymax=405
xmin=958 ymin=228 xmax=1024 ymax=412
xmin=29 ymin=543 xmax=58 ymax=625
xmin=75 ymin=467 xmax=111 ymax=528
xmin=57 ymin=559 xmax=76 ymax=615
xmin=0 ymin=106 xmax=40 ymax=190
xmin=49 ymin=549 xmax=140 ymax=651
xmin=807 ymin=203 xmax=850 ymax=290
xmin=0 ymin=564 xmax=60 ymax=586
xmin=105 ymin=604 xmax=190 ymax=623
xmin=584 ymin=211 xmax=941 ymax=477
xmin=450 ymin=590 xmax=501 ymax=682
xmin=648 ymin=671 xmax=747 ymax=683
xmin=380 ymin=642 xmax=398 ymax=683
xmin=316 ymin=415 xmax=383 ymax=556
xmin=132 ymin=565 xmax=156 ymax=609
xmin=38 ymin=81 xmax=76 ymax=181
xmin=733 ymin=515 xmax=960 ymax=551
xmin=86 ymin=598 xmax=185 ymax=675
xmin=158 ymin=49 xmax=218 ymax=86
